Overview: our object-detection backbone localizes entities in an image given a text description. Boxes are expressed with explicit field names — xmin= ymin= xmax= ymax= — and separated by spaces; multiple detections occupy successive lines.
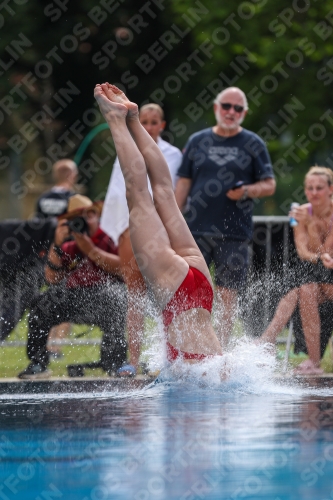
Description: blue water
xmin=1 ymin=374 xmax=333 ymax=500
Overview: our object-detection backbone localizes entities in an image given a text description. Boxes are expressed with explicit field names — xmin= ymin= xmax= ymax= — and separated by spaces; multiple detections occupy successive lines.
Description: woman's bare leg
xmin=319 ymin=283 xmax=333 ymax=301
xmin=94 ymin=84 xmax=188 ymax=306
xmin=101 ymin=84 xmax=210 ymax=283
xmin=299 ymin=283 xmax=321 ymax=366
xmin=286 ymin=284 xmax=332 ymax=374
xmin=260 ymin=289 xmax=299 ymax=344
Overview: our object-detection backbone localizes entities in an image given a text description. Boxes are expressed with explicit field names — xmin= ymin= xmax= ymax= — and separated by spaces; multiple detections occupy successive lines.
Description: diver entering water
xmin=94 ymin=83 xmax=223 ymax=365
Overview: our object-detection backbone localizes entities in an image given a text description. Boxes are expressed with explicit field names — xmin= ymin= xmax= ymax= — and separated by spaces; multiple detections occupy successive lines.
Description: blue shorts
xmin=194 ymin=236 xmax=249 ymax=290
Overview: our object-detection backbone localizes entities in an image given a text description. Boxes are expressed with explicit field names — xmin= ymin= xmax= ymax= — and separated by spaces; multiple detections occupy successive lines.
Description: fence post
xmin=0 ymin=284 xmax=3 ymax=340
xmin=263 ymin=222 xmax=272 ymax=329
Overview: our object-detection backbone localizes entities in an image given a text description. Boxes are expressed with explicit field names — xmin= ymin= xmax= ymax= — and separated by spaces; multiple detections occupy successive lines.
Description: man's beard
xmin=214 ymin=110 xmax=244 ymax=130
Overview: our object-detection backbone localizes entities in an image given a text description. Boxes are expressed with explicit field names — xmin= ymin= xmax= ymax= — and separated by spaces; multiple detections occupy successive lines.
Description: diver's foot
xmin=293 ymin=359 xmax=324 ymax=376
xmin=94 ymin=84 xmax=128 ymax=120
xmin=102 ymin=83 xmax=139 ymax=119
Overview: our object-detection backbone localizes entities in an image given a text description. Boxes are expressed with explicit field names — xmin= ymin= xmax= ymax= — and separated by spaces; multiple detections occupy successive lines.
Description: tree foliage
xmin=1 ymin=0 xmax=333 ymax=216
xmin=171 ymin=0 xmax=333 ymax=214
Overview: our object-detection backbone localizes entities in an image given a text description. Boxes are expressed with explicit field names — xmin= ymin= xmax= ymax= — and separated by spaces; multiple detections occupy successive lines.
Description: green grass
xmin=1 ymin=313 xmax=332 ymax=378
xmin=0 ymin=312 xmax=106 ymax=378
xmin=0 ymin=311 xmax=160 ymax=378
xmin=276 ymin=328 xmax=333 ymax=373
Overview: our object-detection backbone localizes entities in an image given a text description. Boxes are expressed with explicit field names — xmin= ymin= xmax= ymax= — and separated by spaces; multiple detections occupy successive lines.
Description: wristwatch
xmin=240 ymin=187 xmax=248 ymax=201
xmin=46 ymin=259 xmax=63 ymax=271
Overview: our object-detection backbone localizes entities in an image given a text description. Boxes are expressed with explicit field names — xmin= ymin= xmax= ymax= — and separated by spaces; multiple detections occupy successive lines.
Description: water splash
xmin=143 ymin=333 xmax=333 ymax=399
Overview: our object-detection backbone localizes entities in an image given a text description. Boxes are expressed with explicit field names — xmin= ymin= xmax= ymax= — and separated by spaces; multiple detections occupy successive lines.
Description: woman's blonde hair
xmin=305 ymin=166 xmax=333 ymax=186
xmin=139 ymin=103 xmax=164 ymax=120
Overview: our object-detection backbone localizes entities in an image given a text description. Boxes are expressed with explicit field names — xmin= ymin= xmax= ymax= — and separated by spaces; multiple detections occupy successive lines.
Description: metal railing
xmin=251 ymin=216 xmax=290 ymax=329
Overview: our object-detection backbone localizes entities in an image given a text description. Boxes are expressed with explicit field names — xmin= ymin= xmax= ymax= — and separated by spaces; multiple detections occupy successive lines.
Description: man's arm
xmin=294 ymin=218 xmax=319 ymax=262
xmin=245 ymin=177 xmax=276 ymax=198
xmin=45 ymin=244 xmax=68 ymax=284
xmin=45 ymin=220 xmax=71 ymax=284
xmin=175 ymin=177 xmax=192 ymax=212
xmin=226 ymin=178 xmax=276 ymax=201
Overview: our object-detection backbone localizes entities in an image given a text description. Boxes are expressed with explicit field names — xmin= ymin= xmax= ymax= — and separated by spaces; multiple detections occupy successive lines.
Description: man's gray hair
xmin=214 ymin=87 xmax=248 ymax=111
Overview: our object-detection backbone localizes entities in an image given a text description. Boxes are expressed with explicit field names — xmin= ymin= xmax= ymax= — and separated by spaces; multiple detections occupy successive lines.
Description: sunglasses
xmin=220 ymin=103 xmax=244 ymax=113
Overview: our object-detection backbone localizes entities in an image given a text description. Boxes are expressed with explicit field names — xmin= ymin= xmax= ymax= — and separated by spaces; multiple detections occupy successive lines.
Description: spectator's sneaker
xmin=117 ymin=364 xmax=136 ymax=377
xmin=18 ymin=362 xmax=51 ymax=380
xmin=48 ymin=351 xmax=64 ymax=360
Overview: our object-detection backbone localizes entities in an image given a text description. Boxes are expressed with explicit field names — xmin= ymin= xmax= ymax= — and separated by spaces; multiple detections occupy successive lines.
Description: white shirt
xmin=101 ymin=137 xmax=182 ymax=245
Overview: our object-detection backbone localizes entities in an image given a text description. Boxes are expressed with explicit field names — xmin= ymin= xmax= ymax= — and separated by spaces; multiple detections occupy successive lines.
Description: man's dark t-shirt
xmin=178 ymin=128 xmax=274 ymax=241
xmin=36 ymin=187 xmax=74 ymax=217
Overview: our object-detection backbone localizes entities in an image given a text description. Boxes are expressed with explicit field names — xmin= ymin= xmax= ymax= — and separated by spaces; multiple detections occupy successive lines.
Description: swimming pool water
xmin=0 ymin=376 xmax=333 ymax=500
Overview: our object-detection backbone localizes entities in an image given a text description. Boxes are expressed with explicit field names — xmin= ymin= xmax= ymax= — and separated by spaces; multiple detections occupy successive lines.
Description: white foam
xmin=143 ymin=336 xmax=333 ymax=399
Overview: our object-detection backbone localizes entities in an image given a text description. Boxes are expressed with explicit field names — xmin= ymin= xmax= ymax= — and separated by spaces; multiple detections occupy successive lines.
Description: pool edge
xmin=0 ymin=376 xmax=154 ymax=394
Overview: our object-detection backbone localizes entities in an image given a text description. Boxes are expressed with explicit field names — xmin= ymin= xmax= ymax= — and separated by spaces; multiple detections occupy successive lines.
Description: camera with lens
xmin=67 ymin=216 xmax=88 ymax=234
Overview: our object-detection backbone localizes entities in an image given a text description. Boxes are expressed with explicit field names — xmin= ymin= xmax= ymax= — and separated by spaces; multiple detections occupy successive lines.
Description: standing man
xmin=175 ymin=87 xmax=276 ymax=347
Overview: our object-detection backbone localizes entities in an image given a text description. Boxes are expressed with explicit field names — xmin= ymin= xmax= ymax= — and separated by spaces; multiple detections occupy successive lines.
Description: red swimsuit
xmin=162 ymin=267 xmax=214 ymax=362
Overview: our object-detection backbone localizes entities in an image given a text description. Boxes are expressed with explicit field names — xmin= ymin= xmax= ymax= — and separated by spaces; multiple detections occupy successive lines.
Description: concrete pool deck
xmin=0 ymin=376 xmax=154 ymax=394
xmin=0 ymin=374 xmax=333 ymax=394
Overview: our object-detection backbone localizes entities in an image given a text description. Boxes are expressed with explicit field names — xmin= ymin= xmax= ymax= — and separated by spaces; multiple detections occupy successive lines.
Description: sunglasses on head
xmin=220 ymin=103 xmax=244 ymax=113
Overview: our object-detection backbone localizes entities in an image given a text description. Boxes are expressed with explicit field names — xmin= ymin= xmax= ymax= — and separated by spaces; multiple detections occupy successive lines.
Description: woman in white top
xmin=100 ymin=103 xmax=182 ymax=376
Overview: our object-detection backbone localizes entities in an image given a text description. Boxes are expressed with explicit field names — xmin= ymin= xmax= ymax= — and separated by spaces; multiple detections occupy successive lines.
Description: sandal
xmin=117 ymin=364 xmax=137 ymax=377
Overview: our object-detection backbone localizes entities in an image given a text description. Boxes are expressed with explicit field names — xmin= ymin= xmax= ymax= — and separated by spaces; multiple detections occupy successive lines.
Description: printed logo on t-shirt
xmin=40 ymin=199 xmax=68 ymax=215
xmin=208 ymin=146 xmax=239 ymax=166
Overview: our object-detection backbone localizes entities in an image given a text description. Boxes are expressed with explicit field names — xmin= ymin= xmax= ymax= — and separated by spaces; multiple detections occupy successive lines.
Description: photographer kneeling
xmin=18 ymin=195 xmax=127 ymax=379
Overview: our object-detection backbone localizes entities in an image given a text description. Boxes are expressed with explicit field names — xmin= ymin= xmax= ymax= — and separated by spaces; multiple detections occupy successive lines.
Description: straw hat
xmin=58 ymin=194 xmax=103 ymax=220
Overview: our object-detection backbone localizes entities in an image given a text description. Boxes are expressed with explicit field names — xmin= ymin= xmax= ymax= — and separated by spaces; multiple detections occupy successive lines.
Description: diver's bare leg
xmin=101 ymin=84 xmax=209 ymax=281
xmin=94 ymin=84 xmax=188 ymax=305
